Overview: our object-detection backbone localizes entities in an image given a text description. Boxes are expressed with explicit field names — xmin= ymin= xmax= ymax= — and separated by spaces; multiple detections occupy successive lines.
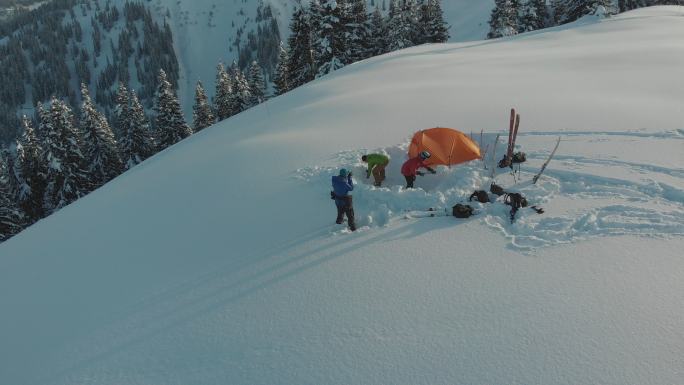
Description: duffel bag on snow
xmin=469 ymin=190 xmax=490 ymax=203
xmin=452 ymin=203 xmax=474 ymax=218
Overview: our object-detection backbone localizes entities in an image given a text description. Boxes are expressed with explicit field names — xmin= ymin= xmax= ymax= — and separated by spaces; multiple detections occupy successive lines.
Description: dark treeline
xmin=0 ymin=0 xmax=178 ymax=144
xmin=273 ymin=0 xmax=450 ymax=96
xmin=488 ymin=0 xmax=684 ymax=38
xmin=0 ymin=57 xmax=271 ymax=242
xmin=233 ymin=2 xmax=282 ymax=79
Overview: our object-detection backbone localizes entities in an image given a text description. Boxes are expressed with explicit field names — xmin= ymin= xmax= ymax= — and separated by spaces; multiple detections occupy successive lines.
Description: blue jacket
xmin=332 ymin=175 xmax=354 ymax=206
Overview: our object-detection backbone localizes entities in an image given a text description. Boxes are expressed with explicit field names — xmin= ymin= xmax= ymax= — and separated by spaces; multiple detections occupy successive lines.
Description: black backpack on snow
xmin=490 ymin=183 xmax=505 ymax=196
xmin=503 ymin=193 xmax=528 ymax=223
xmin=511 ymin=152 xmax=526 ymax=163
xmin=498 ymin=152 xmax=527 ymax=168
xmin=469 ymin=190 xmax=490 ymax=203
xmin=452 ymin=203 xmax=474 ymax=218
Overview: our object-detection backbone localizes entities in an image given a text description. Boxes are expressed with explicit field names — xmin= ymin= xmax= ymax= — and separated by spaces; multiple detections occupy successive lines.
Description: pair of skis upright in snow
xmin=489 ymin=108 xmax=519 ymax=177
xmin=489 ymin=108 xmax=560 ymax=184
xmin=505 ymin=108 xmax=521 ymax=169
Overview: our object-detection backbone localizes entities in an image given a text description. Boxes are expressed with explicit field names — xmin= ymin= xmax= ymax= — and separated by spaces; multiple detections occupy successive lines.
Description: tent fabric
xmin=408 ymin=127 xmax=481 ymax=167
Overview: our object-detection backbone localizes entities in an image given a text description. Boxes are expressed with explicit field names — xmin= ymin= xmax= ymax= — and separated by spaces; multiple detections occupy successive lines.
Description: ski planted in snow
xmin=506 ymin=108 xmax=515 ymax=165
xmin=511 ymin=113 xmax=520 ymax=160
xmin=500 ymin=108 xmax=520 ymax=168
xmin=404 ymin=207 xmax=450 ymax=218
xmin=490 ymin=134 xmax=500 ymax=179
xmin=532 ymin=136 xmax=561 ymax=184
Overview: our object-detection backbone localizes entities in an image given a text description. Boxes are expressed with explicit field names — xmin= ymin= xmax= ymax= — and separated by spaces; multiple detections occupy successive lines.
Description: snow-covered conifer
xmin=43 ymin=97 xmax=89 ymax=213
xmin=193 ymin=81 xmax=215 ymax=131
xmin=273 ymin=42 xmax=291 ymax=95
xmin=387 ymin=0 xmax=419 ymax=51
xmin=369 ymin=5 xmax=388 ymax=56
xmin=14 ymin=116 xmax=46 ymax=222
xmin=286 ymin=6 xmax=316 ymax=87
xmin=247 ymin=61 xmax=267 ymax=106
xmin=113 ymin=82 xmax=130 ymax=140
xmin=154 ymin=69 xmax=192 ymax=151
xmin=345 ymin=0 xmax=372 ymax=63
xmin=420 ymin=0 xmax=450 ymax=43
xmin=315 ymin=0 xmax=348 ymax=76
xmin=488 ymin=0 xmax=519 ymax=39
xmin=0 ymin=154 xmax=24 ymax=241
xmin=562 ymin=0 xmax=612 ymax=24
xmin=214 ymin=63 xmax=233 ymax=121
xmin=80 ymin=83 xmax=123 ymax=188
xmin=229 ymin=66 xmax=251 ymax=115
xmin=121 ymin=90 xmax=154 ymax=169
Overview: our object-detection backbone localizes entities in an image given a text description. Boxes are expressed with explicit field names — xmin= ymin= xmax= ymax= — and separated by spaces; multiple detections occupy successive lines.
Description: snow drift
xmin=1 ymin=7 xmax=684 ymax=385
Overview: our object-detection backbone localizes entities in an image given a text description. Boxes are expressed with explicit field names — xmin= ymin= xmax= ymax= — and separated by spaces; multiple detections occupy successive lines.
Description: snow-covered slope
xmin=2 ymin=6 xmax=684 ymax=385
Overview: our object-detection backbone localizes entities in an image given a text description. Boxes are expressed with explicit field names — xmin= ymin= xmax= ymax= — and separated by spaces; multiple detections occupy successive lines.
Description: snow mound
xmin=297 ymin=130 xmax=684 ymax=251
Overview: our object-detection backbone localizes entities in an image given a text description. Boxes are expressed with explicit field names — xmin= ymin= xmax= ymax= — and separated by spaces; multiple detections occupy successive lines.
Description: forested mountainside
xmin=0 ymin=0 xmax=283 ymax=143
xmin=0 ymin=0 xmax=178 ymax=142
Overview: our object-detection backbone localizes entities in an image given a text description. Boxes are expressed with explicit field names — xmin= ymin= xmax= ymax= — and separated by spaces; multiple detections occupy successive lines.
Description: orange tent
xmin=408 ymin=127 xmax=481 ymax=167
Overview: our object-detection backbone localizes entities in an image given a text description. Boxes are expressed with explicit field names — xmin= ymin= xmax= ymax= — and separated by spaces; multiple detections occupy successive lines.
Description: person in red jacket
xmin=401 ymin=151 xmax=436 ymax=188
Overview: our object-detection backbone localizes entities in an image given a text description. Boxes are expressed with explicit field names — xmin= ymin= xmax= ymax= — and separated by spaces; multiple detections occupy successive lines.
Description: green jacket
xmin=365 ymin=153 xmax=390 ymax=174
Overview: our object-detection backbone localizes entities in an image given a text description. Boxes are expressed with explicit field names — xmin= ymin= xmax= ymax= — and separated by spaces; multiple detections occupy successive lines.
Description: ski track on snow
xmin=297 ymin=129 xmax=684 ymax=252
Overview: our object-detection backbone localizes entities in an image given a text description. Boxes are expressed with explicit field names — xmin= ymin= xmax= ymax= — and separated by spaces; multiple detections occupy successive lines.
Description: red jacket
xmin=401 ymin=157 xmax=429 ymax=176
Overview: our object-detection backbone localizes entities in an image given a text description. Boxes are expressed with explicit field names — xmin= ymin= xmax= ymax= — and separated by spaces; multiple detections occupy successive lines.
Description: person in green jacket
xmin=362 ymin=153 xmax=390 ymax=187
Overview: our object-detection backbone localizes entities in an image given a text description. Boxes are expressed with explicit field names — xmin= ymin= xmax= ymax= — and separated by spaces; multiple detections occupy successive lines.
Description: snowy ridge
xmin=1 ymin=7 xmax=684 ymax=385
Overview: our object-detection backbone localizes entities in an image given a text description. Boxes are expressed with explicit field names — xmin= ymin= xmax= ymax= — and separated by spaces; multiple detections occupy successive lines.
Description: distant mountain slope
xmin=0 ymin=0 xmax=494 ymax=141
xmin=157 ymin=0 xmax=495 ymax=117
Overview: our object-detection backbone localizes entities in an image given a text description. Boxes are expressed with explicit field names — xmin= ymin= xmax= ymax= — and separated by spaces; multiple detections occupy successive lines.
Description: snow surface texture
xmin=2 ymin=7 xmax=684 ymax=385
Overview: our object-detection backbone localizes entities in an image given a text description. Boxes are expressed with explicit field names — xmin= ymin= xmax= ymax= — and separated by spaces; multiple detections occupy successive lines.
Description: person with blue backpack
xmin=331 ymin=168 xmax=356 ymax=231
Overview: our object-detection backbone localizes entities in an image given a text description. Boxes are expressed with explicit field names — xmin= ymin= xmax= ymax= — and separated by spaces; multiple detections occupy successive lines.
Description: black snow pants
xmin=335 ymin=196 xmax=356 ymax=231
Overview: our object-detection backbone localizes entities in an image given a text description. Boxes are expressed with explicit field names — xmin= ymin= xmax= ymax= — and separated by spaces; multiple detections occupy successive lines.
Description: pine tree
xmin=420 ymin=0 xmax=450 ymax=43
xmin=345 ymin=0 xmax=372 ymax=63
xmin=273 ymin=41 xmax=291 ymax=95
xmin=192 ymin=81 xmax=215 ymax=131
xmin=563 ymin=0 xmax=612 ymax=24
xmin=316 ymin=0 xmax=347 ymax=76
xmin=214 ymin=63 xmax=233 ymax=121
xmin=0 ymin=154 xmax=24 ymax=241
xmin=369 ymin=5 xmax=388 ymax=55
xmin=619 ymin=0 xmax=648 ymax=12
xmin=551 ymin=0 xmax=568 ymax=24
xmin=387 ymin=0 xmax=419 ymax=51
xmin=229 ymin=66 xmax=251 ymax=115
xmin=519 ymin=0 xmax=539 ymax=32
xmin=121 ymin=90 xmax=154 ymax=169
xmin=155 ymin=69 xmax=192 ymax=151
xmin=530 ymin=0 xmax=548 ymax=30
xmin=14 ymin=115 xmax=46 ymax=222
xmin=286 ymin=6 xmax=316 ymax=88
xmin=113 ymin=82 xmax=130 ymax=140
xmin=247 ymin=61 xmax=267 ymax=106
xmin=488 ymin=0 xmax=519 ymax=39
xmin=80 ymin=83 xmax=123 ymax=188
xmin=42 ymin=97 xmax=89 ymax=213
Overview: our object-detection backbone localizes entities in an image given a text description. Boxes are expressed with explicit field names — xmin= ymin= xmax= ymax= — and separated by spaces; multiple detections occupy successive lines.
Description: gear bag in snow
xmin=469 ymin=190 xmax=490 ymax=203
xmin=490 ymin=183 xmax=505 ymax=196
xmin=452 ymin=204 xmax=474 ymax=218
